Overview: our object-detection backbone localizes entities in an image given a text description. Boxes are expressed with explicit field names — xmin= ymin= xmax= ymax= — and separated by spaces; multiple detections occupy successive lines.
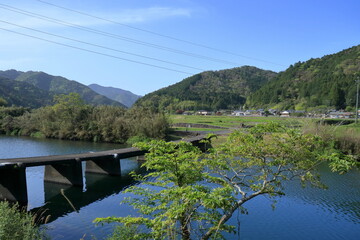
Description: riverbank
xmin=0 ymin=104 xmax=169 ymax=144
xmin=169 ymin=115 xmax=360 ymax=154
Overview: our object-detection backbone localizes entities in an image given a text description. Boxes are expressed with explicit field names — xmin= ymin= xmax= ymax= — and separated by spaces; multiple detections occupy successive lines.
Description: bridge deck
xmin=0 ymin=135 xmax=208 ymax=168
xmin=0 ymin=147 xmax=145 ymax=168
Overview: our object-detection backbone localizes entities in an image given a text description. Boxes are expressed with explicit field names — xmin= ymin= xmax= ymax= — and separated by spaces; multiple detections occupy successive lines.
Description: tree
xmin=95 ymin=123 xmax=357 ymax=239
xmin=95 ymin=140 xmax=213 ymax=239
xmin=0 ymin=97 xmax=7 ymax=107
xmin=51 ymin=93 xmax=90 ymax=139
xmin=330 ymin=82 xmax=346 ymax=110
xmin=53 ymin=92 xmax=85 ymax=111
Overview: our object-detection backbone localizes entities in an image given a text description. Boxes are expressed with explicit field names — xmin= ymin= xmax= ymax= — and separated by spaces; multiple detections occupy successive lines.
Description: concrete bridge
xmin=29 ymin=171 xmax=142 ymax=224
xmin=0 ymin=135 xmax=209 ymax=204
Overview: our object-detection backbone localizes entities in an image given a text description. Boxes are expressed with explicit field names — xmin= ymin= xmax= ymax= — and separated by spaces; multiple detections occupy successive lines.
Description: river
xmin=0 ymin=135 xmax=359 ymax=239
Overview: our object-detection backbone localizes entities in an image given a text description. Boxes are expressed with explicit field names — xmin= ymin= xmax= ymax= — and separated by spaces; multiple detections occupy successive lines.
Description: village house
xmin=328 ymin=111 xmax=354 ymax=119
xmin=232 ymin=110 xmax=246 ymax=116
xmin=280 ymin=111 xmax=290 ymax=117
xmin=196 ymin=110 xmax=212 ymax=115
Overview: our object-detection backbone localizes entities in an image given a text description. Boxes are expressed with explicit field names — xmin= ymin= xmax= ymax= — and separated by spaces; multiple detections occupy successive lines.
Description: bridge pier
xmin=0 ymin=164 xmax=28 ymax=204
xmin=0 ymin=135 xmax=209 ymax=204
xmin=44 ymin=159 xmax=83 ymax=186
xmin=85 ymin=155 xmax=121 ymax=175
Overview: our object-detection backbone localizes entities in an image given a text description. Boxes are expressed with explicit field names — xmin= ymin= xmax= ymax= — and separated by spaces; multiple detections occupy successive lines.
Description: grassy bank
xmin=170 ymin=115 xmax=360 ymax=154
xmin=170 ymin=115 xmax=303 ymax=130
xmin=303 ymin=121 xmax=360 ymax=155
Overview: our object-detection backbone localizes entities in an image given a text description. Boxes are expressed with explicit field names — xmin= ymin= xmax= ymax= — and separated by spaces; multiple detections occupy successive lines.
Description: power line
xmin=0 ymin=19 xmax=206 ymax=71
xmin=0 ymin=27 xmax=195 ymax=75
xmin=37 ymin=0 xmax=285 ymax=67
xmin=0 ymin=3 xmax=240 ymax=66
xmin=356 ymin=77 xmax=359 ymax=124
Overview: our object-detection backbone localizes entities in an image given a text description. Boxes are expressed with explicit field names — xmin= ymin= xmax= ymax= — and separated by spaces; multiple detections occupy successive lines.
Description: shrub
xmin=0 ymin=201 xmax=47 ymax=240
xmin=303 ymin=121 xmax=360 ymax=155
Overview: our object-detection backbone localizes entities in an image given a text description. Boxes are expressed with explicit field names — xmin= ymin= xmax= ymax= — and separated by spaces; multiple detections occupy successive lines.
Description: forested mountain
xmin=88 ymin=84 xmax=141 ymax=107
xmin=0 ymin=70 xmax=125 ymax=107
xmin=248 ymin=45 xmax=360 ymax=111
xmin=2 ymin=45 xmax=358 ymax=111
xmin=0 ymin=69 xmax=23 ymax=80
xmin=0 ymin=77 xmax=52 ymax=108
xmin=135 ymin=66 xmax=277 ymax=111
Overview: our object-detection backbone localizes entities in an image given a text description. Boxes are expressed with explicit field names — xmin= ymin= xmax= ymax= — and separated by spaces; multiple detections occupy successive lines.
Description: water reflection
xmin=0 ymin=135 xmax=125 ymax=159
xmin=31 ymin=174 xmax=136 ymax=224
xmin=30 ymin=159 xmax=144 ymax=224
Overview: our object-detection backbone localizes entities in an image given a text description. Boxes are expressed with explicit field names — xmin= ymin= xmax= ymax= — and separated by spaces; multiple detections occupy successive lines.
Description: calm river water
xmin=0 ymin=135 xmax=359 ymax=240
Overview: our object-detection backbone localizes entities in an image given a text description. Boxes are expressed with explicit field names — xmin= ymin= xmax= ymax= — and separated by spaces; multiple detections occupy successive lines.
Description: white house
xmin=232 ymin=110 xmax=246 ymax=116
xmin=280 ymin=111 xmax=290 ymax=117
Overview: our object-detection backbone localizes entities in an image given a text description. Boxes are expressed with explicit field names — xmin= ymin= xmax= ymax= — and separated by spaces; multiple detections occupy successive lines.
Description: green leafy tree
xmin=96 ymin=140 xmax=214 ymax=239
xmin=0 ymin=97 xmax=7 ymax=107
xmin=0 ymin=100 xmax=169 ymax=143
xmin=53 ymin=92 xmax=85 ymax=113
xmin=330 ymin=82 xmax=346 ymax=110
xmin=95 ymin=123 xmax=357 ymax=239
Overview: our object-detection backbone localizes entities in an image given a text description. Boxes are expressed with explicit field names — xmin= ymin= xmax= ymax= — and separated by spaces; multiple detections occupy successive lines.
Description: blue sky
xmin=0 ymin=0 xmax=359 ymax=95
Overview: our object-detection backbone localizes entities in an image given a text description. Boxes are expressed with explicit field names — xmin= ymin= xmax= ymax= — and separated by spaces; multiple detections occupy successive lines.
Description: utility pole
xmin=356 ymin=77 xmax=360 ymax=124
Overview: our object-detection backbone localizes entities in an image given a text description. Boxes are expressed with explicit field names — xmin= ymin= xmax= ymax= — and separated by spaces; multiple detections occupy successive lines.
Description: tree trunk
xmin=180 ymin=215 xmax=191 ymax=240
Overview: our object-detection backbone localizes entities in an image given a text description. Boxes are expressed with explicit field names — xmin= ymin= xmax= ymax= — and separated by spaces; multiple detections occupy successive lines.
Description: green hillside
xmin=248 ymin=45 xmax=360 ymax=111
xmin=135 ymin=66 xmax=277 ymax=111
xmin=0 ymin=70 xmax=125 ymax=107
xmin=0 ymin=77 xmax=52 ymax=108
xmin=3 ymin=44 xmax=358 ymax=111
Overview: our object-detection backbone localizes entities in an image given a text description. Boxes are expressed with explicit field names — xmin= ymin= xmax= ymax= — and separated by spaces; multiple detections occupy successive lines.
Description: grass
xmin=336 ymin=123 xmax=360 ymax=134
xmin=169 ymin=115 xmax=360 ymax=154
xmin=302 ymin=121 xmax=360 ymax=155
xmin=330 ymin=124 xmax=360 ymax=155
xmin=209 ymin=134 xmax=228 ymax=147
xmin=169 ymin=115 xmax=304 ymax=146
xmin=170 ymin=115 xmax=304 ymax=129
xmin=172 ymin=127 xmax=225 ymax=132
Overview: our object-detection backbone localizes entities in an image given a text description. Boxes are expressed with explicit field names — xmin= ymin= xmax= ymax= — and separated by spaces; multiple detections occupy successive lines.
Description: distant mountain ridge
xmin=0 ymin=76 xmax=52 ymax=108
xmin=0 ymin=70 xmax=126 ymax=108
xmin=0 ymin=69 xmax=22 ymax=80
xmin=135 ymin=66 xmax=277 ymax=110
xmin=88 ymin=84 xmax=141 ymax=107
xmin=2 ymin=44 xmax=358 ymax=111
